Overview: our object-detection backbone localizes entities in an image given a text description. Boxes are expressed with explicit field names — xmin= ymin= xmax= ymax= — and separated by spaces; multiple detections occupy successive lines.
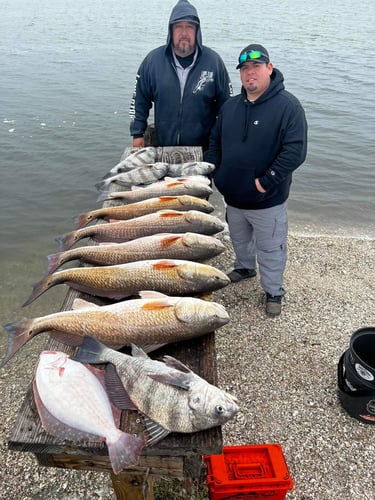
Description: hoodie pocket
xmin=214 ymin=165 xmax=266 ymax=204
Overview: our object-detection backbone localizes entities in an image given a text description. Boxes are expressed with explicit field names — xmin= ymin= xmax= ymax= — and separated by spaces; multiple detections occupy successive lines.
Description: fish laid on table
xmin=75 ymin=195 xmax=214 ymax=228
xmin=1 ymin=292 xmax=230 ymax=367
xmin=22 ymin=258 xmax=231 ymax=306
xmin=47 ymin=233 xmax=225 ymax=274
xmin=95 ymin=162 xmax=169 ymax=191
xmin=167 ymin=161 xmax=215 ymax=177
xmin=74 ymin=337 xmax=239 ymax=445
xmin=103 ymin=147 xmax=156 ymax=178
xmin=33 ymin=351 xmax=144 ymax=474
xmin=97 ymin=177 xmax=213 ymax=203
xmin=56 ymin=210 xmax=225 ymax=250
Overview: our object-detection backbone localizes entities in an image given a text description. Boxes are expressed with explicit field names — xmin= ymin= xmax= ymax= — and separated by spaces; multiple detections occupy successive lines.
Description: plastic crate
xmin=203 ymin=444 xmax=294 ymax=500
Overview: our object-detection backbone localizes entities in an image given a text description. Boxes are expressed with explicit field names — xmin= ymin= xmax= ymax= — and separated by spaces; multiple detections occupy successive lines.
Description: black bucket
xmin=345 ymin=327 xmax=375 ymax=389
xmin=338 ymin=352 xmax=375 ymax=424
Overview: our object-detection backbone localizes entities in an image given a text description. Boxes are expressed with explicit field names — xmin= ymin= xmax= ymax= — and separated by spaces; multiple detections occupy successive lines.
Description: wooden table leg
xmin=110 ymin=469 xmax=154 ymax=500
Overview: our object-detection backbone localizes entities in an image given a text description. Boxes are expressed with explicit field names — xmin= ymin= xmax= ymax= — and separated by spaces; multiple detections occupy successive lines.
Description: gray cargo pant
xmin=226 ymin=202 xmax=288 ymax=297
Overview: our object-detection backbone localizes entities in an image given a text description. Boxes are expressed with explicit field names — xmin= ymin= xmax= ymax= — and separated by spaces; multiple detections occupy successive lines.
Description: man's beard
xmin=174 ymin=40 xmax=194 ymax=55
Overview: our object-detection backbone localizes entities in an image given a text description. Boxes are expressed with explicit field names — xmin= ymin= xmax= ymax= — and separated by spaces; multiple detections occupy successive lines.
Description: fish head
xmin=188 ymin=382 xmax=239 ymax=430
xmin=185 ymin=211 xmax=225 ymax=234
xmin=175 ymin=298 xmax=229 ymax=329
xmin=181 ymin=233 xmax=225 ymax=254
xmin=177 ymin=262 xmax=230 ymax=291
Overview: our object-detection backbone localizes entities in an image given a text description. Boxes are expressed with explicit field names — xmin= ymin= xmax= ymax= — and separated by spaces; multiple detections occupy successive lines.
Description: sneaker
xmin=265 ymin=293 xmax=282 ymax=316
xmin=227 ymin=268 xmax=256 ymax=283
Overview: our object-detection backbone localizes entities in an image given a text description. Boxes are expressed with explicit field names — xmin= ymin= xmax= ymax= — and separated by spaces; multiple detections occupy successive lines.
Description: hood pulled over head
xmin=167 ymin=0 xmax=202 ymax=50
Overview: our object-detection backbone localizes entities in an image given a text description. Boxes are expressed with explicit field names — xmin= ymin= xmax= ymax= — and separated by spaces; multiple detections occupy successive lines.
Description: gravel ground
xmin=1 ymin=225 xmax=374 ymax=499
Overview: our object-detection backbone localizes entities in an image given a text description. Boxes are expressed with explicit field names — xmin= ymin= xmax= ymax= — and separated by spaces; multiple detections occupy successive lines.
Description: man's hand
xmin=255 ymin=178 xmax=266 ymax=193
xmin=132 ymin=137 xmax=145 ymax=148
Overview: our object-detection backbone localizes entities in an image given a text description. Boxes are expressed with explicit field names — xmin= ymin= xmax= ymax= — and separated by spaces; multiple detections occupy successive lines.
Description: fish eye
xmin=215 ymin=405 xmax=224 ymax=414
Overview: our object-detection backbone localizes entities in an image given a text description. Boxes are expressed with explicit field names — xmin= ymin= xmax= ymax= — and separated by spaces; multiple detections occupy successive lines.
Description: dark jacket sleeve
xmin=258 ymin=101 xmax=308 ymax=191
xmin=204 ymin=111 xmax=223 ymax=168
xmin=129 ymin=58 xmax=154 ymax=138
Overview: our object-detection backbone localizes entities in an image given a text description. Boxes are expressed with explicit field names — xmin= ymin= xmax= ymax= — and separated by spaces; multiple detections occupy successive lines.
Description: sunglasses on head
xmin=239 ymin=50 xmax=267 ymax=64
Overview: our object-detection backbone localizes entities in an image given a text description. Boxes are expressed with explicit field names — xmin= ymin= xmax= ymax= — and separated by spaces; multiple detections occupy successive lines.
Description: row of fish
xmin=2 ymin=149 xmax=238 ymax=474
xmin=98 ymin=145 xmax=216 ymax=189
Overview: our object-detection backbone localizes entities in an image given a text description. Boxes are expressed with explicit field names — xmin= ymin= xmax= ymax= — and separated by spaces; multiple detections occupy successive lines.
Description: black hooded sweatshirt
xmin=129 ymin=0 xmax=232 ymax=149
xmin=205 ymin=68 xmax=308 ymax=209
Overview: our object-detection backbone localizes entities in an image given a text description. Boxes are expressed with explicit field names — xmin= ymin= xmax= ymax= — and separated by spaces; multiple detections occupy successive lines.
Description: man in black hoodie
xmin=205 ymin=44 xmax=307 ymax=317
xmin=129 ymin=0 xmax=232 ymax=150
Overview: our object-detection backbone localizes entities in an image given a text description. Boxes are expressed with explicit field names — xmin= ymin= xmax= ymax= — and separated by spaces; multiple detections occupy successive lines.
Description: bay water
xmin=1 ymin=0 xmax=374 ymax=324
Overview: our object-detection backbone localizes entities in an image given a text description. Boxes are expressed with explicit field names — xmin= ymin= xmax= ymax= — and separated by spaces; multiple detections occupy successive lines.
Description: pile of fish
xmin=1 ymin=146 xmax=238 ymax=474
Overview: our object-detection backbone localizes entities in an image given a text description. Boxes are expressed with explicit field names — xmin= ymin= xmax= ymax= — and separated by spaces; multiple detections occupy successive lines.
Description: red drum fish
xmin=46 ymin=233 xmax=225 ymax=274
xmin=74 ymin=195 xmax=214 ymax=229
xmin=56 ymin=210 xmax=224 ymax=251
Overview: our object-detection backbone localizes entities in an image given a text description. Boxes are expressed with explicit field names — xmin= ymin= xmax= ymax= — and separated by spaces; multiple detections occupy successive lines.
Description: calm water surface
xmin=0 ymin=0 xmax=374 ymax=324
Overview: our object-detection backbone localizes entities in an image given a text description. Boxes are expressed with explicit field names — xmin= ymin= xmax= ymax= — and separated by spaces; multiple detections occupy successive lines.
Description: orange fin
xmin=161 ymin=235 xmax=181 ymax=247
xmin=152 ymin=260 xmax=177 ymax=269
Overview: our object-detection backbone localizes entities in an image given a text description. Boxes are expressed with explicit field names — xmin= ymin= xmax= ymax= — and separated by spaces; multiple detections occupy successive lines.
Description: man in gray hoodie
xmin=129 ymin=0 xmax=232 ymax=150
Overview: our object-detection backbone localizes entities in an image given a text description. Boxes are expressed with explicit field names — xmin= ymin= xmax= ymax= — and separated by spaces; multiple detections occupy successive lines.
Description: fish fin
xmin=138 ymin=291 xmax=169 ymax=299
xmin=73 ymin=336 xmax=108 ymax=364
xmin=152 ymin=260 xmax=177 ymax=269
xmin=160 ymin=235 xmax=182 ymax=247
xmin=158 ymin=210 xmax=181 ymax=217
xmin=162 ymin=355 xmax=192 ymax=373
xmin=55 ymin=231 xmax=80 ymax=251
xmin=130 ymin=344 xmax=149 ymax=359
xmin=108 ymin=432 xmax=144 ymax=474
xmin=159 ymin=196 xmax=178 ymax=201
xmin=74 ymin=212 xmax=93 ymax=229
xmin=0 ymin=319 xmax=36 ymax=368
xmin=105 ymin=364 xmax=138 ymax=411
xmin=22 ymin=276 xmax=55 ymax=307
xmin=50 ymin=331 xmax=84 ymax=347
xmin=32 ymin=379 xmax=102 ymax=442
xmin=143 ymin=416 xmax=170 ymax=447
xmin=46 ymin=252 xmax=69 ymax=275
xmin=141 ymin=301 xmax=172 ymax=311
xmin=138 ymin=343 xmax=167 ymax=354
xmin=95 ymin=180 xmax=109 ymax=191
xmin=72 ymin=298 xmax=101 ymax=310
xmin=96 ymin=191 xmax=112 ymax=202
xmin=147 ymin=372 xmax=190 ymax=390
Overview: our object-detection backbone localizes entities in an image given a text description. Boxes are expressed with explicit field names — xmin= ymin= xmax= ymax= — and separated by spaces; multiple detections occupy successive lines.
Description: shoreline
xmin=1 ymin=231 xmax=374 ymax=498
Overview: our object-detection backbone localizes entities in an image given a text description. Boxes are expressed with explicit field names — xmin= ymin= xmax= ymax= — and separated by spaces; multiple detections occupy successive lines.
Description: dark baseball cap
xmin=236 ymin=44 xmax=270 ymax=69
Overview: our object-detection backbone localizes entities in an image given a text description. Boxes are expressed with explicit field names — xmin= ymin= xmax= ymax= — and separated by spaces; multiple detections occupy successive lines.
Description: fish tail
xmin=46 ymin=252 xmax=65 ymax=274
xmin=95 ymin=179 xmax=108 ymax=191
xmin=22 ymin=276 xmax=55 ymax=306
xmin=0 ymin=319 xmax=36 ymax=368
xmin=74 ymin=336 xmax=109 ymax=365
xmin=96 ymin=191 xmax=112 ymax=202
xmin=55 ymin=231 xmax=79 ymax=251
xmin=108 ymin=432 xmax=144 ymax=474
xmin=74 ymin=213 xmax=91 ymax=229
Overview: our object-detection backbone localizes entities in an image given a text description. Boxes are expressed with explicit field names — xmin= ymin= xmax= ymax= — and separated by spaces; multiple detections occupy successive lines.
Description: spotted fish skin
xmin=33 ymin=351 xmax=144 ymax=474
xmin=1 ymin=293 xmax=229 ymax=368
xmin=74 ymin=195 xmax=214 ymax=229
xmin=46 ymin=233 xmax=225 ymax=274
xmin=22 ymin=258 xmax=231 ymax=306
xmin=56 ymin=210 xmax=225 ymax=250
xmin=97 ymin=178 xmax=213 ymax=203
xmin=96 ymin=162 xmax=169 ymax=191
